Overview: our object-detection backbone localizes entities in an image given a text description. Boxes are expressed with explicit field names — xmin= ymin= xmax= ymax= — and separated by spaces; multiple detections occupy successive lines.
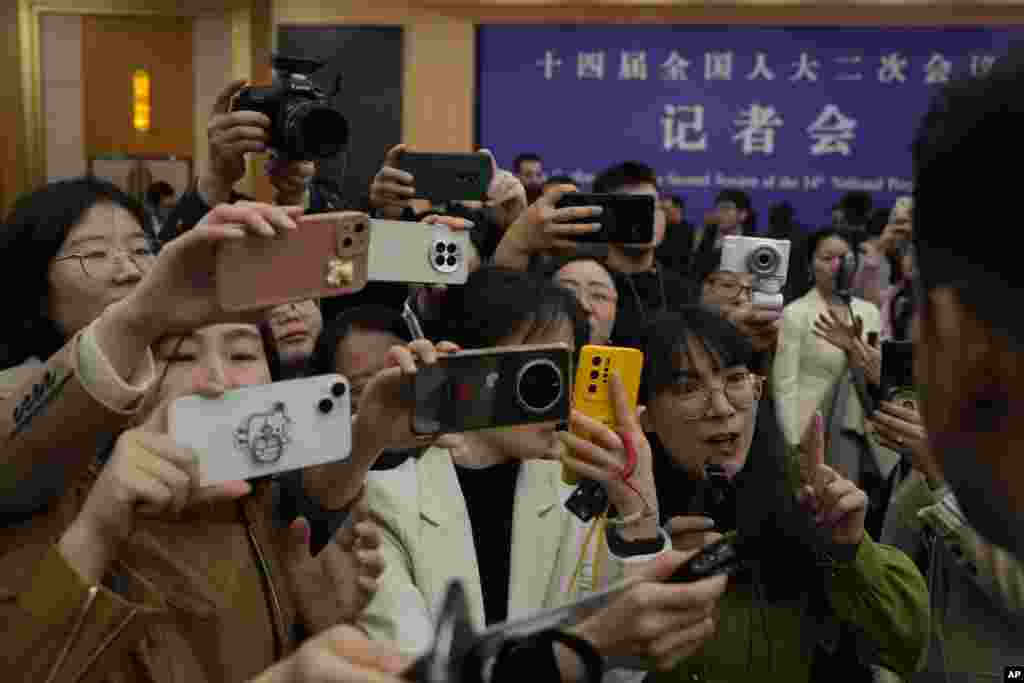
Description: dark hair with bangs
xmin=639 ymin=306 xmax=823 ymax=601
xmin=639 ymin=306 xmax=754 ymax=403
xmin=0 ymin=177 xmax=155 ymax=368
xmin=306 ymin=305 xmax=411 ymax=378
xmin=437 ymin=267 xmax=589 ymax=354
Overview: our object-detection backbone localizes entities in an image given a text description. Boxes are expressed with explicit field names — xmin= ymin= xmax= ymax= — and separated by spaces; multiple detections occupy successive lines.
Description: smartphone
xmin=169 ymin=374 xmax=352 ymax=485
xmin=563 ymin=345 xmax=644 ymax=485
xmin=412 ymin=344 xmax=573 ymax=435
xmin=881 ymin=340 xmax=917 ymax=410
xmin=367 ymin=219 xmax=471 ymax=286
xmin=719 ymin=235 xmax=791 ymax=310
xmin=554 ymin=193 xmax=655 ymax=244
xmin=216 ymin=212 xmax=371 ymax=312
xmin=397 ymin=152 xmax=493 ymax=202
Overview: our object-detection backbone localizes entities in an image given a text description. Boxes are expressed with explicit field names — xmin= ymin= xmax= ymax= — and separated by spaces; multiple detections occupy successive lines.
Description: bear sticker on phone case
xmin=235 ymin=402 xmax=293 ymax=464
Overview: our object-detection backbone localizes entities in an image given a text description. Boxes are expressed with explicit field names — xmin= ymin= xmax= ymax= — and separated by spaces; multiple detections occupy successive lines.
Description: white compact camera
xmin=719 ymin=235 xmax=791 ymax=309
xmin=169 ymin=374 xmax=352 ymax=485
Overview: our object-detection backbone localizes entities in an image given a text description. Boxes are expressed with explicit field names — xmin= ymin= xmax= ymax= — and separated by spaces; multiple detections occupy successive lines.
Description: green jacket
xmin=648 ymin=533 xmax=930 ymax=683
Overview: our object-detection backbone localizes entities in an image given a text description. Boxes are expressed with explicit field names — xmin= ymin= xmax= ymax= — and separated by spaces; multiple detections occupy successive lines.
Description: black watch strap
xmin=605 ymin=521 xmax=664 ymax=557
xmin=274 ymin=470 xmax=355 ymax=557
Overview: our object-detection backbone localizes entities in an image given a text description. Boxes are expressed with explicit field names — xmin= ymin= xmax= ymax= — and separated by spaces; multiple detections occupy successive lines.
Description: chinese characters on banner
xmin=481 ymin=27 xmax=1019 ymax=226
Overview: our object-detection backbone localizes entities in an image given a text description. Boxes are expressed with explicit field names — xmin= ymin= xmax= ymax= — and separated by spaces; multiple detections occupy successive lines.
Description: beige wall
xmin=194 ymin=14 xmax=233 ymax=184
xmin=41 ymin=14 xmax=85 ymax=182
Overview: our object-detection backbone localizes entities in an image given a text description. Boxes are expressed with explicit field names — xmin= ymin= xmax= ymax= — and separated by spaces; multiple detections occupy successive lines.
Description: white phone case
xmin=169 ymin=374 xmax=352 ymax=485
xmin=367 ymin=219 xmax=471 ymax=285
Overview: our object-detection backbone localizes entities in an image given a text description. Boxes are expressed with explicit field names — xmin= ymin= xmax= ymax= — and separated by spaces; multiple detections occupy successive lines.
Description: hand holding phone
xmin=170 ymin=375 xmax=353 ymax=485
xmin=369 ymin=143 xmax=415 ymax=218
xmin=216 ymin=211 xmax=371 ymax=312
xmin=396 ymin=152 xmax=493 ymax=202
xmin=554 ymin=193 xmax=655 ymax=245
xmin=563 ymin=345 xmax=644 ymax=485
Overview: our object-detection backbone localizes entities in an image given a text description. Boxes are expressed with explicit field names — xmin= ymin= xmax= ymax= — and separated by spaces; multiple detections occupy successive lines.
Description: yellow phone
xmin=563 ymin=345 xmax=645 ymax=485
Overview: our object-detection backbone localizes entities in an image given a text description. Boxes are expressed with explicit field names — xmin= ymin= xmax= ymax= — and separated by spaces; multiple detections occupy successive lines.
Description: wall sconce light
xmin=132 ymin=68 xmax=151 ymax=133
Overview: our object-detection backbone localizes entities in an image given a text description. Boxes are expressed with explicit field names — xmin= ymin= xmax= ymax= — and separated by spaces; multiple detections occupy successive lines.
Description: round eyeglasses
xmin=669 ymin=371 xmax=763 ymax=421
xmin=53 ymin=246 xmax=156 ymax=280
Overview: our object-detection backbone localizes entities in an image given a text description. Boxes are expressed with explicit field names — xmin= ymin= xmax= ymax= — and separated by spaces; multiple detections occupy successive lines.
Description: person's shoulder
xmin=0 ymin=357 xmax=45 ymax=400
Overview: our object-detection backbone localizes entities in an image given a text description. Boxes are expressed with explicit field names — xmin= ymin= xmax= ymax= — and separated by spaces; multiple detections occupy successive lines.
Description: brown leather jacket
xmin=0 ymin=332 xmax=344 ymax=682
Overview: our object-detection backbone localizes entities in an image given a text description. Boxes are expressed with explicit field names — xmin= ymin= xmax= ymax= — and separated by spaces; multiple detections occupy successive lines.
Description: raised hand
xmin=796 ymin=463 xmax=868 ymax=548
xmin=201 ymin=79 xmax=272 ymax=206
xmin=368 ymin=144 xmax=415 ymax=219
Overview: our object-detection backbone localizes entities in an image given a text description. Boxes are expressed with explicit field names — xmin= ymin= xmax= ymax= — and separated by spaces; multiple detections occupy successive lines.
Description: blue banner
xmin=478 ymin=25 xmax=1021 ymax=229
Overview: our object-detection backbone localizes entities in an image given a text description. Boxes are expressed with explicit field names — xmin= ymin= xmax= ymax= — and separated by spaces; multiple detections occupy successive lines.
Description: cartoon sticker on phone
xmin=234 ymin=402 xmax=293 ymax=464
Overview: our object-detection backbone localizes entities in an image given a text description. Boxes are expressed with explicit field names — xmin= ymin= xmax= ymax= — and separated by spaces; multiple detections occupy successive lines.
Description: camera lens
xmin=592 ymin=356 xmax=602 ymax=367
xmin=590 ymin=370 xmax=599 ymax=380
xmin=355 ymin=223 xmax=365 ymax=233
xmin=447 ymin=243 xmax=457 ymax=254
xmin=446 ymin=256 xmax=457 ymax=267
xmin=318 ymin=398 xmax=334 ymax=414
xmin=286 ymin=101 xmax=349 ymax=160
xmin=436 ymin=242 xmax=447 ymax=254
xmin=343 ymin=237 xmax=353 ymax=248
xmin=747 ymin=245 xmax=781 ymax=276
xmin=515 ymin=358 xmax=564 ymax=415
xmin=331 ymin=382 xmax=347 ymax=397
xmin=588 ymin=384 xmax=597 ymax=393
xmin=435 ymin=255 xmax=446 ymax=267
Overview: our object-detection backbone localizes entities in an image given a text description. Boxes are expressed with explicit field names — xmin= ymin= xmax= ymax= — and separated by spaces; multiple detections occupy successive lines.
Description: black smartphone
xmin=554 ymin=193 xmax=655 ymax=244
xmin=669 ymin=534 xmax=748 ymax=583
xmin=396 ymin=152 xmax=493 ymax=202
xmin=881 ymin=340 xmax=917 ymax=409
xmin=412 ymin=344 xmax=573 ymax=435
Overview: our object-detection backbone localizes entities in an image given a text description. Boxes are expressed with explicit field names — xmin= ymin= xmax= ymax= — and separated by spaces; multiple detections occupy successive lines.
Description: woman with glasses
xmin=544 ymin=256 xmax=619 ymax=346
xmin=0 ymin=176 xmax=304 ymax=523
xmin=635 ymin=307 xmax=927 ymax=682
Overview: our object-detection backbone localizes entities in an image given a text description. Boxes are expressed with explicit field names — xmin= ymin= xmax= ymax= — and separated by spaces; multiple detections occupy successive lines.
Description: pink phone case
xmin=216 ymin=211 xmax=371 ymax=312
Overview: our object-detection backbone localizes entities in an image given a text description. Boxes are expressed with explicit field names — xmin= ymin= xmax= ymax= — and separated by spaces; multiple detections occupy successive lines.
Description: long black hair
xmin=0 ymin=177 xmax=154 ymax=369
xmin=436 ymin=267 xmax=589 ymax=355
xmin=639 ymin=307 xmax=821 ymax=600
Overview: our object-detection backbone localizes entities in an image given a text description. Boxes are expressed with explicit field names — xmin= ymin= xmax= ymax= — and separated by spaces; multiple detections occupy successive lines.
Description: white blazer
xmin=358 ymin=447 xmax=666 ymax=661
xmin=772 ymin=287 xmax=882 ymax=448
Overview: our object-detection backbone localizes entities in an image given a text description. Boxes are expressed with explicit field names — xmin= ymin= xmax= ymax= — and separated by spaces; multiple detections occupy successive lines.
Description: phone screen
xmin=881 ymin=341 xmax=915 ymax=405
xmin=555 ymin=193 xmax=655 ymax=244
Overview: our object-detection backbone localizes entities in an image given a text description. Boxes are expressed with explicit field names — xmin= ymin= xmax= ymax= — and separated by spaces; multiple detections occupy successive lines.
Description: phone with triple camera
xmin=397 ymin=152 xmax=493 ymax=202
xmin=719 ymin=235 xmax=791 ymax=310
xmin=216 ymin=212 xmax=371 ymax=312
xmin=412 ymin=344 xmax=573 ymax=436
xmin=881 ymin=340 xmax=916 ymax=410
xmin=563 ymin=345 xmax=644 ymax=485
xmin=169 ymin=374 xmax=352 ymax=485
xmin=367 ymin=219 xmax=471 ymax=286
xmin=554 ymin=193 xmax=655 ymax=245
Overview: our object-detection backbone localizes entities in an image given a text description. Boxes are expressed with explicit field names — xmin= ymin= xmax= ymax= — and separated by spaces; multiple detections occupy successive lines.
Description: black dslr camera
xmin=231 ymin=54 xmax=348 ymax=160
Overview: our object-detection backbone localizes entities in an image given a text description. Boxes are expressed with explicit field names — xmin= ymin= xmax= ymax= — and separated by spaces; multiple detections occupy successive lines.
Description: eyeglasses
xmin=668 ymin=371 xmax=763 ymax=421
xmin=53 ymin=245 xmax=156 ymax=280
xmin=557 ymin=282 xmax=618 ymax=307
xmin=706 ymin=278 xmax=753 ymax=303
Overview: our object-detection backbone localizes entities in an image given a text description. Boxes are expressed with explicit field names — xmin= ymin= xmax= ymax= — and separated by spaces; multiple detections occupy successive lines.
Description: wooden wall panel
xmin=82 ymin=15 xmax=195 ymax=158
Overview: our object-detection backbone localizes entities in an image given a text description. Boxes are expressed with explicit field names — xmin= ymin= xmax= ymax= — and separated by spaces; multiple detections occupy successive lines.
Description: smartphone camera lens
xmin=318 ymin=398 xmax=334 ymax=414
xmin=331 ymin=382 xmax=347 ymax=397
xmin=436 ymin=242 xmax=447 ymax=254
xmin=515 ymin=358 xmax=564 ymax=415
xmin=435 ymin=255 xmax=446 ymax=267
xmin=590 ymin=370 xmax=599 ymax=380
xmin=446 ymin=256 xmax=457 ymax=267
xmin=592 ymin=356 xmax=602 ymax=367
xmin=588 ymin=384 xmax=597 ymax=393
xmin=447 ymin=243 xmax=457 ymax=254
xmin=355 ymin=223 xmax=365 ymax=233
xmin=343 ymin=237 xmax=353 ymax=248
